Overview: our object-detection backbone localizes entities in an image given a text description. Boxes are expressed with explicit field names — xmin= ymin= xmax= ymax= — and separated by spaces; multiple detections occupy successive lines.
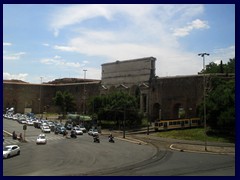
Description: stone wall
xmin=149 ymin=75 xmax=204 ymax=120
xmin=3 ymin=81 xmax=100 ymax=114
xmin=101 ymin=57 xmax=156 ymax=88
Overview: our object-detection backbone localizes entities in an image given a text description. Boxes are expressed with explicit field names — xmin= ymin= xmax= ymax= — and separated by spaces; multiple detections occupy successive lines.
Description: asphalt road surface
xmin=3 ymin=118 xmax=235 ymax=176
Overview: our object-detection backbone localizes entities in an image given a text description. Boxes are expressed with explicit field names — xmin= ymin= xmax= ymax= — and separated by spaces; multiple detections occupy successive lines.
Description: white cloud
xmin=42 ymin=43 xmax=50 ymax=47
xmin=40 ymin=56 xmax=84 ymax=68
xmin=3 ymin=42 xmax=12 ymax=46
xmin=3 ymin=72 xmax=28 ymax=81
xmin=3 ymin=52 xmax=26 ymax=60
xmin=53 ymin=45 xmax=77 ymax=52
xmin=173 ymin=19 xmax=209 ymax=37
xmin=211 ymin=45 xmax=235 ymax=64
xmin=48 ymin=4 xmax=234 ymax=79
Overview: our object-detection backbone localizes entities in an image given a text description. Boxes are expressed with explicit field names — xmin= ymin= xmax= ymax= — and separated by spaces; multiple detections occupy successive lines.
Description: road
xmin=3 ymin=118 xmax=235 ymax=176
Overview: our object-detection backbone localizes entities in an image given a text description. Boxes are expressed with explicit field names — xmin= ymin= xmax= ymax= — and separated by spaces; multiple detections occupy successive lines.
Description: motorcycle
xmin=108 ymin=136 xmax=115 ymax=143
xmin=70 ymin=131 xmax=77 ymax=138
xmin=93 ymin=135 xmax=100 ymax=143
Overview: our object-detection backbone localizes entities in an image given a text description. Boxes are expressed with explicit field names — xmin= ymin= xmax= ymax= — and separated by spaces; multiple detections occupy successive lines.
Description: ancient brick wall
xmin=3 ymin=82 xmax=100 ymax=114
xmin=149 ymin=75 xmax=204 ymax=121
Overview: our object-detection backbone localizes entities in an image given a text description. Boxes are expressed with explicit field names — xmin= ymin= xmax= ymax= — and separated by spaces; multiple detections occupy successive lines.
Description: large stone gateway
xmin=3 ymin=57 xmax=233 ymax=122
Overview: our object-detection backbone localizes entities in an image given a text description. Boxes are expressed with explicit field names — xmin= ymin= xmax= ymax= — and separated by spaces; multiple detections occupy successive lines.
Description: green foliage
xmin=198 ymin=58 xmax=235 ymax=139
xmin=53 ymin=91 xmax=76 ymax=116
xmin=199 ymin=77 xmax=235 ymax=138
xmin=199 ymin=57 xmax=235 ymax=74
xmin=88 ymin=91 xmax=142 ymax=129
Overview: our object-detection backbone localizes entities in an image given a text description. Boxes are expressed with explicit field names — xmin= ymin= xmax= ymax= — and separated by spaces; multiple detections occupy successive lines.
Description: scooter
xmin=93 ymin=136 xmax=100 ymax=143
xmin=108 ymin=136 xmax=115 ymax=143
xmin=70 ymin=131 xmax=77 ymax=138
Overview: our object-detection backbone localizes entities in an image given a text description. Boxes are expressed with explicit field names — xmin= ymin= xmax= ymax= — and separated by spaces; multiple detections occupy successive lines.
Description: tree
xmin=88 ymin=91 xmax=142 ymax=129
xmin=206 ymin=78 xmax=235 ymax=135
xmin=198 ymin=58 xmax=235 ymax=139
xmin=199 ymin=57 xmax=235 ymax=74
xmin=53 ymin=91 xmax=76 ymax=116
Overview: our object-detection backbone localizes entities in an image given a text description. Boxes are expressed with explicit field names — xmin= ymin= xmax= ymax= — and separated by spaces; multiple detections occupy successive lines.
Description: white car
xmin=42 ymin=125 xmax=51 ymax=133
xmin=36 ymin=134 xmax=47 ymax=145
xmin=73 ymin=127 xmax=83 ymax=135
xmin=3 ymin=145 xmax=21 ymax=159
xmin=26 ymin=120 xmax=34 ymax=126
xmin=88 ymin=129 xmax=99 ymax=136
xmin=79 ymin=125 xmax=87 ymax=133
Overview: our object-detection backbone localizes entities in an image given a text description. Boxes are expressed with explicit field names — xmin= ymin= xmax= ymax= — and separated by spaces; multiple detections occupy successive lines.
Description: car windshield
xmin=3 ymin=147 xmax=11 ymax=151
xmin=39 ymin=136 xmax=45 ymax=139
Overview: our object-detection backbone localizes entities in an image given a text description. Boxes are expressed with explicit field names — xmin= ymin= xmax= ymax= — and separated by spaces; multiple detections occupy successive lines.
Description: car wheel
xmin=17 ymin=151 xmax=20 ymax=155
xmin=7 ymin=154 xmax=10 ymax=158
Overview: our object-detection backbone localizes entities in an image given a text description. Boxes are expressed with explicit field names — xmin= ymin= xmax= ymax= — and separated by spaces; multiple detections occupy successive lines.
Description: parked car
xmin=18 ymin=118 xmax=26 ymax=124
xmin=79 ymin=125 xmax=87 ymax=133
xmin=66 ymin=124 xmax=73 ymax=130
xmin=36 ymin=134 xmax=47 ymax=145
xmin=88 ymin=129 xmax=99 ymax=136
xmin=3 ymin=145 xmax=20 ymax=159
xmin=41 ymin=126 xmax=51 ymax=133
xmin=26 ymin=120 xmax=34 ymax=126
xmin=56 ymin=126 xmax=66 ymax=134
xmin=73 ymin=127 xmax=83 ymax=135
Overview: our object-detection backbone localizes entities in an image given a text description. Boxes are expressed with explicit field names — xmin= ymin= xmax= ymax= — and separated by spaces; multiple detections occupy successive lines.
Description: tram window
xmin=169 ymin=122 xmax=173 ymax=125
xmin=154 ymin=123 xmax=159 ymax=126
xmin=177 ymin=121 xmax=180 ymax=125
xmin=173 ymin=122 xmax=176 ymax=125
xmin=160 ymin=123 xmax=163 ymax=126
xmin=185 ymin=121 xmax=188 ymax=124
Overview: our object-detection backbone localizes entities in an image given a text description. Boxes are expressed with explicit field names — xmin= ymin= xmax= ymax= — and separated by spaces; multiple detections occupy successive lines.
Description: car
xmin=88 ymin=129 xmax=99 ymax=136
xmin=26 ymin=120 xmax=34 ymax=126
xmin=3 ymin=145 xmax=20 ymax=159
xmin=56 ymin=126 xmax=66 ymax=134
xmin=79 ymin=125 xmax=87 ymax=133
xmin=41 ymin=125 xmax=51 ymax=133
xmin=36 ymin=134 xmax=47 ymax=145
xmin=73 ymin=127 xmax=83 ymax=135
xmin=66 ymin=124 xmax=73 ymax=130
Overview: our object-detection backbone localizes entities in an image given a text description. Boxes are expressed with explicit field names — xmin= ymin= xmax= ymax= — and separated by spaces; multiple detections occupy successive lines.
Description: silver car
xmin=3 ymin=145 xmax=20 ymax=159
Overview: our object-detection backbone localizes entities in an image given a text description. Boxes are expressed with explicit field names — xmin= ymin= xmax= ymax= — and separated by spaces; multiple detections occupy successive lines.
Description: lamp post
xmin=83 ymin=70 xmax=87 ymax=115
xmin=39 ymin=77 xmax=43 ymax=118
xmin=198 ymin=53 xmax=209 ymax=151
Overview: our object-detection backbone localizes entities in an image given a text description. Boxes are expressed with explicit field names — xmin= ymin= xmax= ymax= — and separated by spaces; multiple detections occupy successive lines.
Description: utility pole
xmin=123 ymin=106 xmax=126 ymax=139
xmin=39 ymin=77 xmax=43 ymax=118
xmin=83 ymin=70 xmax=87 ymax=115
xmin=198 ymin=53 xmax=210 ymax=151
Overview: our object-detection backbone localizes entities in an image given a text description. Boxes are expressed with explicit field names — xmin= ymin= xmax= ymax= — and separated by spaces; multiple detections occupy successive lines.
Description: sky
xmin=3 ymin=4 xmax=235 ymax=84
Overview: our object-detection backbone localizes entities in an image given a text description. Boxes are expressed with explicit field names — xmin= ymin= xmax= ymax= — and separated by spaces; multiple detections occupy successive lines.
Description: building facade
xmin=4 ymin=57 xmax=231 ymax=122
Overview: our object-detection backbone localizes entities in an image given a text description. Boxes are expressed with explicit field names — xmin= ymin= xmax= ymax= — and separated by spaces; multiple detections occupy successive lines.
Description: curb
xmin=3 ymin=130 xmax=12 ymax=136
xmin=115 ymin=137 xmax=148 ymax=145
xmin=169 ymin=144 xmax=235 ymax=155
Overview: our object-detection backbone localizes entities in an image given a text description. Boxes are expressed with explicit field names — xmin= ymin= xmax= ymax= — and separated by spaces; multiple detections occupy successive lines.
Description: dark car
xmin=66 ymin=124 xmax=73 ymax=130
xmin=56 ymin=126 xmax=66 ymax=134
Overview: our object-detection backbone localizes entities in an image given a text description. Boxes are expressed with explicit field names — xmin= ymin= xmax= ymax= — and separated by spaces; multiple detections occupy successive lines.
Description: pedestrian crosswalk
xmin=3 ymin=135 xmax=66 ymax=145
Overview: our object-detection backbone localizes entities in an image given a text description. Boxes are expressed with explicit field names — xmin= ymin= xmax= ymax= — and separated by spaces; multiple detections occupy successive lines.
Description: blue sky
xmin=3 ymin=4 xmax=235 ymax=83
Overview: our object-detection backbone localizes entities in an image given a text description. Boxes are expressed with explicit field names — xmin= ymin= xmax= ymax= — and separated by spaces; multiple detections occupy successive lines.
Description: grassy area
xmin=155 ymin=128 xmax=232 ymax=143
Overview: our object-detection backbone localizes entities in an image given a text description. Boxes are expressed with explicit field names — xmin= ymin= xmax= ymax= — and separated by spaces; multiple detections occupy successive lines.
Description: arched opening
xmin=152 ymin=103 xmax=161 ymax=121
xmin=173 ymin=103 xmax=185 ymax=119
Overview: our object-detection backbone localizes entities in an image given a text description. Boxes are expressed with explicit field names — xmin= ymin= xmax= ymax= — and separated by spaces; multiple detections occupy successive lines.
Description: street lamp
xmin=198 ymin=53 xmax=209 ymax=151
xmin=39 ymin=77 xmax=43 ymax=117
xmin=83 ymin=70 xmax=87 ymax=115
